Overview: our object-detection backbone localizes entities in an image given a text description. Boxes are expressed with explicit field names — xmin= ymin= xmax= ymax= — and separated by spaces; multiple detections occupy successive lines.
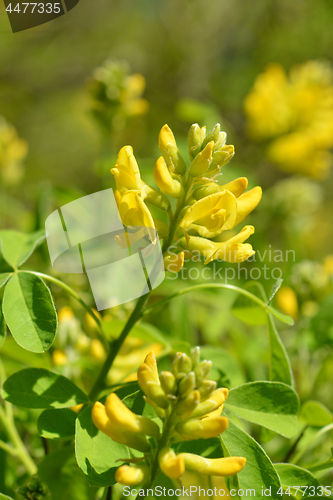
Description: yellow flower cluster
xmin=92 ymin=349 xmax=246 ymax=487
xmin=89 ymin=58 xmax=148 ymax=133
xmin=0 ymin=116 xmax=28 ymax=185
xmin=111 ymin=123 xmax=261 ymax=270
xmin=244 ymin=61 xmax=333 ymax=178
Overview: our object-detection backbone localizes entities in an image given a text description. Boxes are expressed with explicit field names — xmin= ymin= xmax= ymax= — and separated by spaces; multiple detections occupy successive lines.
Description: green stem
xmin=0 ymin=405 xmax=37 ymax=475
xmin=88 ymin=292 xmax=151 ymax=401
xmin=19 ymin=270 xmax=103 ymax=332
xmin=143 ymin=283 xmax=269 ymax=316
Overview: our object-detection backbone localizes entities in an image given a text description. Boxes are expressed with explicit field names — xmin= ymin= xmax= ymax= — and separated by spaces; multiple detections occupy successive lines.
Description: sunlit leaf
xmin=0 ymin=230 xmax=45 ymax=269
xmin=38 ymin=408 xmax=77 ymax=439
xmin=267 ymin=313 xmax=293 ymax=386
xmin=299 ymin=401 xmax=332 ymax=427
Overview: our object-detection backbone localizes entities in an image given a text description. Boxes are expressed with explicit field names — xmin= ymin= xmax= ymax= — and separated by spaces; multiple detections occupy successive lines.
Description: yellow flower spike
xmin=219 ymin=177 xmax=249 ymax=198
xmin=137 ymin=363 xmax=169 ymax=409
xmin=105 ymin=393 xmax=160 ymax=437
xmin=111 ymin=145 xmax=142 ymax=193
xmin=191 ymin=387 xmax=229 ymax=418
xmin=180 ymin=453 xmax=246 ymax=477
xmin=91 ymin=402 xmax=151 ymax=453
xmin=176 ymin=416 xmax=229 ymax=440
xmin=115 ymin=464 xmax=150 ymax=486
xmin=276 ymin=286 xmax=298 ymax=320
xmin=154 ymin=156 xmax=183 ymax=198
xmin=158 ymin=448 xmax=185 ymax=479
xmin=164 ymin=251 xmax=185 ymax=273
xmin=189 ymin=141 xmax=214 ymax=177
xmin=234 ymin=186 xmax=262 ymax=226
xmin=180 ymin=191 xmax=237 ymax=236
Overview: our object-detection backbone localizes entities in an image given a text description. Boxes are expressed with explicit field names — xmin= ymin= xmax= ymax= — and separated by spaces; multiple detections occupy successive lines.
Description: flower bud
xmin=144 ymin=185 xmax=170 ymax=211
xmin=164 ymin=251 xmax=185 ymax=273
xmin=198 ymin=379 xmax=217 ymax=400
xmin=167 ymin=143 xmax=187 ymax=175
xmin=180 ymin=453 xmax=246 ymax=476
xmin=194 ymin=360 xmax=212 ymax=386
xmin=159 ymin=124 xmax=186 ymax=175
xmin=213 ymin=131 xmax=227 ymax=151
xmin=175 ymin=390 xmax=200 ymax=418
xmin=160 ymin=371 xmax=177 ymax=395
xmin=190 ymin=346 xmax=201 ymax=369
xmin=188 ymin=123 xmax=203 ymax=159
xmin=137 ymin=364 xmax=169 ymax=409
xmin=178 ymin=372 xmax=196 ymax=398
xmin=171 ymin=352 xmax=192 ymax=378
xmin=176 ymin=415 xmax=229 ymax=439
xmin=191 ymin=387 xmax=229 ymax=418
xmin=189 ymin=141 xmax=214 ymax=176
xmin=192 ymin=183 xmax=220 ymax=200
xmin=115 ymin=464 xmax=150 ymax=486
xmin=154 ymin=156 xmax=184 ymax=198
xmin=158 ymin=448 xmax=185 ymax=479
xmin=207 ymin=145 xmax=235 ymax=174
xmin=202 ymin=123 xmax=221 ymax=149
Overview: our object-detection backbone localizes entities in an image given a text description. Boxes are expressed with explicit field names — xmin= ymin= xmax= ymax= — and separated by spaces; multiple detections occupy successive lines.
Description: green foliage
xmin=2 ymin=368 xmax=89 ymax=408
xmin=2 ymin=272 xmax=57 ymax=353
xmin=299 ymin=401 xmax=332 ymax=427
xmin=225 ymin=381 xmax=299 ymax=437
xmin=275 ymin=463 xmax=320 ymax=495
xmin=221 ymin=418 xmax=282 ymax=500
xmin=267 ymin=313 xmax=293 ymax=386
xmin=38 ymin=446 xmax=97 ymax=500
xmin=0 ymin=230 xmax=45 ymax=269
xmin=38 ymin=408 xmax=77 ymax=439
xmin=0 ymin=300 xmax=5 ymax=349
xmin=75 ymin=405 xmax=130 ymax=486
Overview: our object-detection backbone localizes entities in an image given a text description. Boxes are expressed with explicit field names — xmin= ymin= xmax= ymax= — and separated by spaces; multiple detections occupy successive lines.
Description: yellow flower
xmin=275 ymin=286 xmax=298 ymax=320
xmin=92 ymin=349 xmax=246 ymax=486
xmin=0 ymin=116 xmax=28 ymax=185
xmin=181 ymin=225 xmax=256 ymax=264
xmin=111 ymin=146 xmax=143 ymax=195
xmin=154 ymin=156 xmax=183 ymax=198
xmin=244 ymin=60 xmax=333 ymax=178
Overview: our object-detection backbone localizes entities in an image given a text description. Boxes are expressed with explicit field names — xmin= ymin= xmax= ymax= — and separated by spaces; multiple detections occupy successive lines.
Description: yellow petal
xmin=235 ymin=186 xmax=262 ymax=226
xmin=105 ymin=393 xmax=160 ymax=437
xmin=276 ymin=286 xmax=298 ymax=320
xmin=191 ymin=388 xmax=229 ymax=418
xmin=219 ymin=178 xmax=248 ymax=198
xmin=204 ymin=226 xmax=255 ymax=264
xmin=154 ymin=156 xmax=183 ymax=197
xmin=181 ymin=453 xmax=246 ymax=476
xmin=115 ymin=464 xmax=150 ymax=486
xmin=164 ymin=251 xmax=185 ymax=272
xmin=158 ymin=448 xmax=185 ymax=479
xmin=176 ymin=416 xmax=229 ymax=439
xmin=159 ymin=124 xmax=177 ymax=157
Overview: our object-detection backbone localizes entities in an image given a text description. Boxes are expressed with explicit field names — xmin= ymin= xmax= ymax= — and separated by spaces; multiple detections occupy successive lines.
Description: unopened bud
xmin=191 ymin=387 xmax=228 ymax=418
xmin=144 ymin=185 xmax=170 ymax=211
xmin=198 ymin=379 xmax=217 ymax=399
xmin=167 ymin=143 xmax=187 ymax=175
xmin=171 ymin=352 xmax=192 ymax=378
xmin=188 ymin=123 xmax=203 ymax=159
xmin=189 ymin=141 xmax=214 ymax=176
xmin=202 ymin=123 xmax=221 ymax=149
xmin=175 ymin=390 xmax=200 ymax=418
xmin=160 ymin=371 xmax=177 ymax=395
xmin=115 ymin=464 xmax=150 ymax=486
xmin=192 ymin=183 xmax=220 ymax=200
xmin=208 ymin=145 xmax=235 ymax=174
xmin=179 ymin=372 xmax=196 ymax=398
xmin=190 ymin=346 xmax=201 ymax=368
xmin=194 ymin=360 xmax=212 ymax=386
xmin=164 ymin=251 xmax=185 ymax=273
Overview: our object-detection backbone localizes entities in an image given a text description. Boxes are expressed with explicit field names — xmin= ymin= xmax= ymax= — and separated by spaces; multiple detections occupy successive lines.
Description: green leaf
xmin=38 ymin=446 xmax=97 ymax=500
xmin=0 ymin=273 xmax=11 ymax=288
xmin=221 ymin=418 xmax=281 ymax=500
xmin=0 ymin=494 xmax=15 ymax=500
xmin=267 ymin=305 xmax=294 ymax=326
xmin=0 ymin=301 xmax=5 ymax=349
xmin=268 ymin=279 xmax=284 ymax=305
xmin=0 ymin=337 xmax=51 ymax=374
xmin=267 ymin=313 xmax=293 ymax=386
xmin=200 ymin=346 xmax=246 ymax=388
xmin=232 ymin=284 xmax=267 ymax=325
xmin=274 ymin=463 xmax=320 ymax=496
xmin=38 ymin=408 xmax=77 ymax=439
xmin=2 ymin=368 xmax=89 ymax=408
xmin=225 ymin=381 xmax=299 ymax=438
xmin=75 ymin=405 xmax=130 ymax=486
xmin=0 ymin=230 xmax=45 ymax=269
xmin=2 ymin=272 xmax=57 ymax=353
xmin=299 ymin=401 xmax=332 ymax=427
